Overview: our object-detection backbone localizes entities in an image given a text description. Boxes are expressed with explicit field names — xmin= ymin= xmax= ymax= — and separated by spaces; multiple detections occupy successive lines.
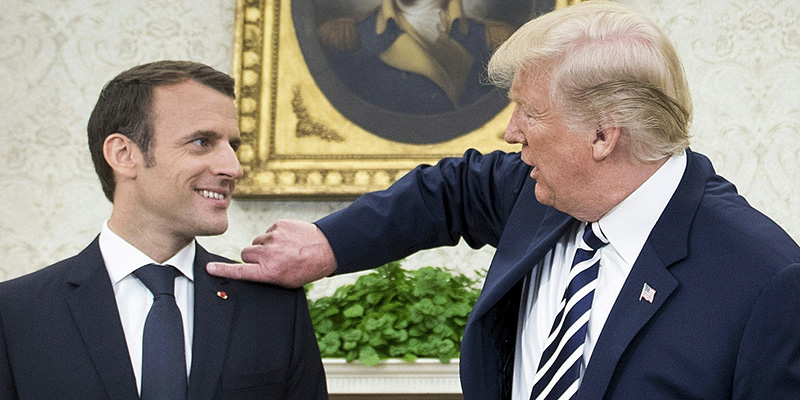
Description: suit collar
xmin=598 ymin=151 xmax=687 ymax=266
xmin=187 ymin=244 xmax=236 ymax=400
xmin=577 ymin=149 xmax=707 ymax=399
xmin=646 ymin=148 xmax=707 ymax=265
xmin=65 ymin=237 xmax=140 ymax=400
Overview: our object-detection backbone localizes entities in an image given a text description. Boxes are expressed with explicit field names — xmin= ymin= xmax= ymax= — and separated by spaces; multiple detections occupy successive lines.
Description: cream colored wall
xmin=1 ymin=0 xmax=798 ymax=297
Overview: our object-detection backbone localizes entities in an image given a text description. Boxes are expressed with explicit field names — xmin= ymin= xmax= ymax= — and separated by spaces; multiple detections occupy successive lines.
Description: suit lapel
xmin=577 ymin=150 xmax=708 ymax=399
xmin=187 ymin=245 xmax=235 ymax=400
xmin=471 ymin=180 xmax=575 ymax=320
xmin=577 ymin=242 xmax=678 ymax=399
xmin=65 ymin=238 xmax=139 ymax=400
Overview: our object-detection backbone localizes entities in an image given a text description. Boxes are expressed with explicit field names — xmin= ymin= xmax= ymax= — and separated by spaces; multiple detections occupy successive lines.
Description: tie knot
xmin=582 ymin=223 xmax=609 ymax=252
xmin=135 ymin=263 xmax=179 ymax=297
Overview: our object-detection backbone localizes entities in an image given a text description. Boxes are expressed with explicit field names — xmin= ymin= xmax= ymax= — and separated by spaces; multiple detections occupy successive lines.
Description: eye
xmin=514 ymin=104 xmax=536 ymax=122
xmin=191 ymin=137 xmax=210 ymax=147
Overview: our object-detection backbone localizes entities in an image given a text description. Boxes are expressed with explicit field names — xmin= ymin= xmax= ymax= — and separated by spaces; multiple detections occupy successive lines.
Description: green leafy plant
xmin=307 ymin=260 xmax=483 ymax=366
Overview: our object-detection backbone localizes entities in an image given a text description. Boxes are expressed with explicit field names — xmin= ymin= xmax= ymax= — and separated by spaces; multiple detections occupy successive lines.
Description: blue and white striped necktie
xmin=530 ymin=223 xmax=608 ymax=400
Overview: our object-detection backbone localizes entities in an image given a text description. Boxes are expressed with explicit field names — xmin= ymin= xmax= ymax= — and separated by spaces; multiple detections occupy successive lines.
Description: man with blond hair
xmin=210 ymin=2 xmax=800 ymax=399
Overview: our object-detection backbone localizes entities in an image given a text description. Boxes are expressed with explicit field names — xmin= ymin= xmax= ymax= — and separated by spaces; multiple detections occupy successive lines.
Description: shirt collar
xmin=596 ymin=151 xmax=687 ymax=265
xmin=376 ymin=0 xmax=467 ymax=36
xmin=99 ymin=220 xmax=196 ymax=285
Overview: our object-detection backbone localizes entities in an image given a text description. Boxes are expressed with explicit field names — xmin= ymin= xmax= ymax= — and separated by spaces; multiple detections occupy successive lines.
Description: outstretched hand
xmin=206 ymin=220 xmax=338 ymax=288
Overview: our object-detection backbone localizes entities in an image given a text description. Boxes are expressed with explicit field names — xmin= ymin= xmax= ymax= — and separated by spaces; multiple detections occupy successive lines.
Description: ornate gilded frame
xmin=232 ymin=0 xmax=558 ymax=197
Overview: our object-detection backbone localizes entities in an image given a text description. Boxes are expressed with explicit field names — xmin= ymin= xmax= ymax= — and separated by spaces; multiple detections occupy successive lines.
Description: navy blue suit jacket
xmin=316 ymin=149 xmax=800 ymax=399
xmin=0 ymin=239 xmax=327 ymax=400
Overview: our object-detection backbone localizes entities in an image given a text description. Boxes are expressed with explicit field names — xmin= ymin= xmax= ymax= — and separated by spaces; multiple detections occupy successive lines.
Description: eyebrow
xmin=187 ymin=130 xmax=242 ymax=147
xmin=187 ymin=130 xmax=220 ymax=139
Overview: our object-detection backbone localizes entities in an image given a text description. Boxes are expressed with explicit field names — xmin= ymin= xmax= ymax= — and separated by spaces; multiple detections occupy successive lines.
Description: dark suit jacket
xmin=316 ymin=149 xmax=800 ymax=399
xmin=0 ymin=239 xmax=327 ymax=400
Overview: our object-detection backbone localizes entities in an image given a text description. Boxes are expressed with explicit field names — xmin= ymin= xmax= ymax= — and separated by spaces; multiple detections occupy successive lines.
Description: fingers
xmin=241 ymin=244 xmax=274 ymax=264
xmin=214 ymin=220 xmax=333 ymax=288
xmin=265 ymin=222 xmax=281 ymax=233
xmin=206 ymin=262 xmax=265 ymax=281
xmin=252 ymin=219 xmax=306 ymax=245
xmin=251 ymin=232 xmax=272 ymax=246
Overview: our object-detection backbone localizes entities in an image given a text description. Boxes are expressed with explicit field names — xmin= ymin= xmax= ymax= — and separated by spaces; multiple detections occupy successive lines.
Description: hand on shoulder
xmin=206 ymin=220 xmax=338 ymax=288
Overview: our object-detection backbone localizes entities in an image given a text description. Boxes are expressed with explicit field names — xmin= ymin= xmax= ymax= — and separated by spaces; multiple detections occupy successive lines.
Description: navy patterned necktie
xmin=530 ymin=223 xmax=608 ymax=400
xmin=134 ymin=264 xmax=188 ymax=400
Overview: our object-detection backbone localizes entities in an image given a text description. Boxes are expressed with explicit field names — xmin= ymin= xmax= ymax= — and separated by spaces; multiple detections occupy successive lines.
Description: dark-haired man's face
xmin=130 ymin=80 xmax=242 ymax=243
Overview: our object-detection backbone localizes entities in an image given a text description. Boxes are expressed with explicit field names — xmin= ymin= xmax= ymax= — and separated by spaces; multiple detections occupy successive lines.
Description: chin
xmin=533 ymin=186 xmax=555 ymax=207
xmin=195 ymin=221 xmax=229 ymax=237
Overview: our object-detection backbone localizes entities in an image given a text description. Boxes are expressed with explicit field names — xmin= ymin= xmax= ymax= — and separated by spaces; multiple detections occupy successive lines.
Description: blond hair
xmin=488 ymin=1 xmax=691 ymax=162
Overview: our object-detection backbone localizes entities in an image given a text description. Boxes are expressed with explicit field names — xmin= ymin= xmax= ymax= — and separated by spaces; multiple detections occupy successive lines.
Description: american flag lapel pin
xmin=639 ymin=283 xmax=656 ymax=303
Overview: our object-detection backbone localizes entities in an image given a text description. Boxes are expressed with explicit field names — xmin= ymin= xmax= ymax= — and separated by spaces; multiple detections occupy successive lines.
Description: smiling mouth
xmin=195 ymin=189 xmax=226 ymax=200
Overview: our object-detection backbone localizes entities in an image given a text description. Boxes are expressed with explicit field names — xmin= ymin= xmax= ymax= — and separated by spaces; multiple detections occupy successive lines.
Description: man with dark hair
xmin=209 ymin=2 xmax=800 ymax=399
xmin=0 ymin=60 xmax=327 ymax=400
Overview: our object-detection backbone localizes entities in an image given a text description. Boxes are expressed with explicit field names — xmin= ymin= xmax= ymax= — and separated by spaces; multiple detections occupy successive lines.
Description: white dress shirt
xmin=98 ymin=221 xmax=195 ymax=395
xmin=512 ymin=151 xmax=687 ymax=400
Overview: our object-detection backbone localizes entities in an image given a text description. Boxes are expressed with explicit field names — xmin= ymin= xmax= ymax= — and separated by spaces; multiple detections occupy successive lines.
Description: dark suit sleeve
xmin=316 ymin=150 xmax=530 ymax=274
xmin=283 ymin=289 xmax=328 ymax=399
xmin=733 ymin=263 xmax=800 ymax=399
xmin=0 ymin=310 xmax=19 ymax=399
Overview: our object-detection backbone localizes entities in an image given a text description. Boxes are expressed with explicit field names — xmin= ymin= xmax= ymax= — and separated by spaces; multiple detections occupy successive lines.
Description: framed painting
xmin=232 ymin=0 xmax=569 ymax=197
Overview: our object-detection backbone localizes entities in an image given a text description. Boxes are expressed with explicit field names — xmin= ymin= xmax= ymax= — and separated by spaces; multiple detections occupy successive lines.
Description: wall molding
xmin=324 ymin=358 xmax=461 ymax=394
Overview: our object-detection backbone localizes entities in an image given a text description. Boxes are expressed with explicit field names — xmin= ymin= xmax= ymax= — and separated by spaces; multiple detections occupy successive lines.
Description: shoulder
xmin=197 ymin=246 xmax=236 ymax=265
xmin=199 ymin=247 xmax=305 ymax=300
xmin=451 ymin=149 xmax=529 ymax=174
xmin=0 ymin=250 xmax=89 ymax=290
xmin=0 ymin=252 xmax=87 ymax=312
xmin=458 ymin=149 xmax=531 ymax=189
xmin=686 ymin=151 xmax=800 ymax=268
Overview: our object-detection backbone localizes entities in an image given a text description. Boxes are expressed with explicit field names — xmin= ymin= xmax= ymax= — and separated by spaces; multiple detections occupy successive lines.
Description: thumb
xmin=206 ymin=262 xmax=266 ymax=281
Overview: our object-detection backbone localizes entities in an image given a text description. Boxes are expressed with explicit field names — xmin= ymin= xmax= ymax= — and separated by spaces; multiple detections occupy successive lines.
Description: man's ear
xmin=103 ymin=133 xmax=140 ymax=179
xmin=591 ymin=124 xmax=621 ymax=161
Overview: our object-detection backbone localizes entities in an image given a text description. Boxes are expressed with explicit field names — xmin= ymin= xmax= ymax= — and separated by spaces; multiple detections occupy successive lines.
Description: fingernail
xmin=207 ymin=263 xmax=217 ymax=272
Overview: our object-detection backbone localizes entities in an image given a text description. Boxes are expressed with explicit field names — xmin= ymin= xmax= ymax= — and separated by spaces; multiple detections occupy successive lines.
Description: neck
xmin=108 ymin=208 xmax=193 ymax=264
xmin=579 ymin=156 xmax=669 ymax=223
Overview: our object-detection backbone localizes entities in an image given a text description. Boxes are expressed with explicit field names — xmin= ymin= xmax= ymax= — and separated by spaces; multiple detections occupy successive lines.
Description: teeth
xmin=198 ymin=190 xmax=225 ymax=200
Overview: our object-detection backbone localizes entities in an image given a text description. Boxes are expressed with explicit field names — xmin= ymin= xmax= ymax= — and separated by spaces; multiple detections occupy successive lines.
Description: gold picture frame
xmin=232 ymin=0 xmax=563 ymax=197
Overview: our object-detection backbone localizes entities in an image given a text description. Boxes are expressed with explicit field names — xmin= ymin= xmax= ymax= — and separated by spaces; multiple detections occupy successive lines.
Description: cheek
xmin=523 ymin=122 xmax=553 ymax=147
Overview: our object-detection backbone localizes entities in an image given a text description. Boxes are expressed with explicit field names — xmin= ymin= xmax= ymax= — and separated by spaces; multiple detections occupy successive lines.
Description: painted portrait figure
xmin=292 ymin=0 xmax=557 ymax=144
xmin=317 ymin=0 xmax=514 ymax=115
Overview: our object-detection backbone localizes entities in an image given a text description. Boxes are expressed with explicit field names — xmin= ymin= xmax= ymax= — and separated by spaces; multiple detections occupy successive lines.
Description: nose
xmin=504 ymin=105 xmax=524 ymax=144
xmin=215 ymin=143 xmax=244 ymax=179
